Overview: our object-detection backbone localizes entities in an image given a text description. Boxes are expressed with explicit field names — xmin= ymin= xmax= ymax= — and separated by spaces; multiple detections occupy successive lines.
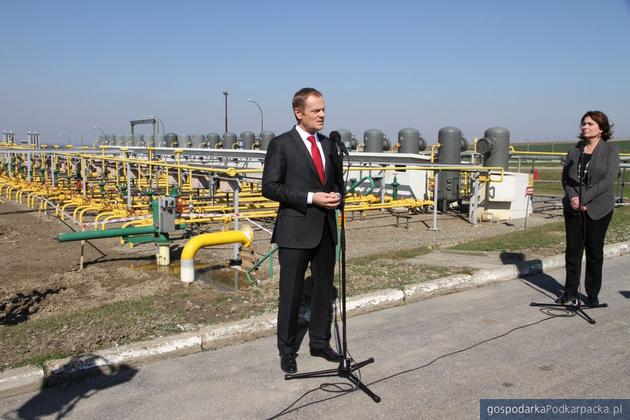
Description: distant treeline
xmin=511 ymin=139 xmax=630 ymax=153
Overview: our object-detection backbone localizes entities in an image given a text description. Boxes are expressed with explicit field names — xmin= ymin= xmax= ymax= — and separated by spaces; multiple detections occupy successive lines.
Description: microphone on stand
xmin=329 ymin=130 xmax=349 ymax=157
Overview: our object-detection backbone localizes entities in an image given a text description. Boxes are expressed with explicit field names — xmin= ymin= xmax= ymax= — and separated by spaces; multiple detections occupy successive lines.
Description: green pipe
xmin=57 ymin=226 xmax=156 ymax=242
xmin=126 ymin=233 xmax=170 ymax=245
xmin=246 ymin=245 xmax=278 ymax=284
xmin=346 ymin=176 xmax=376 ymax=195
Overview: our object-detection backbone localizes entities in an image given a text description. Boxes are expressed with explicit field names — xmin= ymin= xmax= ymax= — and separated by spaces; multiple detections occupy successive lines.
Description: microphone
xmin=329 ymin=130 xmax=349 ymax=156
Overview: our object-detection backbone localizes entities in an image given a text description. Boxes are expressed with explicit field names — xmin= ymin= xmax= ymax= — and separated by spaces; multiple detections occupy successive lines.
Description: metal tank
xmin=258 ymin=131 xmax=275 ymax=150
xmin=127 ymin=135 xmax=137 ymax=147
xmin=334 ymin=129 xmax=355 ymax=151
xmin=240 ymin=131 xmax=256 ymax=150
xmin=206 ymin=132 xmax=221 ymax=148
xmin=164 ymin=133 xmax=178 ymax=148
xmin=190 ymin=134 xmax=206 ymax=148
xmin=180 ymin=134 xmax=192 ymax=148
xmin=145 ymin=134 xmax=155 ymax=147
xmin=156 ymin=134 xmax=167 ymax=147
xmin=397 ymin=128 xmax=427 ymax=153
xmin=363 ymin=129 xmax=387 ymax=152
xmin=223 ymin=132 xmax=238 ymax=149
xmin=436 ymin=127 xmax=466 ymax=212
xmin=477 ymin=127 xmax=510 ymax=171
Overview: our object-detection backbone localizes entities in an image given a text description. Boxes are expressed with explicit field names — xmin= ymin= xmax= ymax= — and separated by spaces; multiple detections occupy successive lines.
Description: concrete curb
xmin=2 ymin=240 xmax=629 ymax=398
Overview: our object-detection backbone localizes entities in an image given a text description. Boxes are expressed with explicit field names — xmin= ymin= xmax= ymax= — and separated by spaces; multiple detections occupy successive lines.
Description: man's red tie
xmin=307 ymin=135 xmax=325 ymax=184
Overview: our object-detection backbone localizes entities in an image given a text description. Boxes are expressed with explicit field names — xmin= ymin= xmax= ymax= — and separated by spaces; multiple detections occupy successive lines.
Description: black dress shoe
xmin=310 ymin=346 xmax=343 ymax=363
xmin=585 ymin=295 xmax=600 ymax=307
xmin=280 ymin=353 xmax=297 ymax=374
xmin=555 ymin=293 xmax=577 ymax=305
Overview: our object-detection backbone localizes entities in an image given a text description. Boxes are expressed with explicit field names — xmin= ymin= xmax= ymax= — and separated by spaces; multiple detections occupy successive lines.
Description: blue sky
xmin=2 ymin=0 xmax=630 ymax=145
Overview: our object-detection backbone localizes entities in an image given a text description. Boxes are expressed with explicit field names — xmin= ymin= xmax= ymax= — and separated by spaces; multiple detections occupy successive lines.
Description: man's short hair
xmin=292 ymin=87 xmax=323 ymax=112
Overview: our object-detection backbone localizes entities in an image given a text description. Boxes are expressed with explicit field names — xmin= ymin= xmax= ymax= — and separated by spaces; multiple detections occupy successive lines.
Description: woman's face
xmin=581 ymin=116 xmax=602 ymax=140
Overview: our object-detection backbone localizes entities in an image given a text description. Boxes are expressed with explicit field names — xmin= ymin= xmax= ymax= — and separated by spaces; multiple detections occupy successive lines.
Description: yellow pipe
xmin=346 ymin=165 xmax=506 ymax=183
xmin=102 ymin=214 xmax=125 ymax=229
xmin=77 ymin=153 xmax=262 ymax=175
xmin=73 ymin=204 xmax=91 ymax=220
xmin=60 ymin=201 xmax=79 ymax=219
xmin=119 ymin=219 xmax=152 ymax=245
xmin=508 ymin=146 xmax=565 ymax=157
xmin=175 ymin=150 xmax=182 ymax=190
xmin=78 ymin=206 xmax=100 ymax=224
xmin=180 ymin=225 xmax=253 ymax=283
xmin=430 ymin=143 xmax=441 ymax=163
xmin=94 ymin=211 xmax=116 ymax=228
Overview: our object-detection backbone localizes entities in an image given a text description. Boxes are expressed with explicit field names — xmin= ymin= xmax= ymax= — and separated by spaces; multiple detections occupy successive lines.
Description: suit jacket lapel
xmin=290 ymin=128 xmax=321 ymax=183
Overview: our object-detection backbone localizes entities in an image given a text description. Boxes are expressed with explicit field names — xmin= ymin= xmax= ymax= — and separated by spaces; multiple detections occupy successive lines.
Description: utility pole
xmin=223 ymin=90 xmax=229 ymax=133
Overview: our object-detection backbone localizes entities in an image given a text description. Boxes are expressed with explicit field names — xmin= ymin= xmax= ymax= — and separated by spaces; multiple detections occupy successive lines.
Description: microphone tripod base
xmin=285 ymin=357 xmax=381 ymax=403
xmin=530 ymin=301 xmax=607 ymax=325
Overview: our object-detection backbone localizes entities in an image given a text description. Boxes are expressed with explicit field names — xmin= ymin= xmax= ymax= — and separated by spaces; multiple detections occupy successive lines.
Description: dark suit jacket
xmin=262 ymin=127 xmax=342 ymax=249
xmin=562 ymin=140 xmax=620 ymax=220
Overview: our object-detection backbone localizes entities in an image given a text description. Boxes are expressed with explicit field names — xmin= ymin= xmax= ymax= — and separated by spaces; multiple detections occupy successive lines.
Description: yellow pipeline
xmin=101 ymin=213 xmax=128 ymax=229
xmin=180 ymin=225 xmax=253 ymax=283
xmin=430 ymin=143 xmax=441 ymax=163
xmin=60 ymin=201 xmax=81 ymax=219
xmin=78 ymin=152 xmax=262 ymax=176
xmin=347 ymin=165 xmax=506 ymax=183
xmin=508 ymin=146 xmax=565 ymax=157
xmin=73 ymin=204 xmax=93 ymax=220
xmin=94 ymin=211 xmax=117 ymax=228
xmin=78 ymin=206 xmax=100 ymax=224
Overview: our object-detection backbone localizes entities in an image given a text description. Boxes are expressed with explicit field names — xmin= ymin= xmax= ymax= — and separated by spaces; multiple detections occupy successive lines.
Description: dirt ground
xmin=0 ymin=199 xmax=563 ymax=370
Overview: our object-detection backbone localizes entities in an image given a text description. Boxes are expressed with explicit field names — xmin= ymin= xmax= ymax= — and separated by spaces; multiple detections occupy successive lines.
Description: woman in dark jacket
xmin=557 ymin=110 xmax=620 ymax=307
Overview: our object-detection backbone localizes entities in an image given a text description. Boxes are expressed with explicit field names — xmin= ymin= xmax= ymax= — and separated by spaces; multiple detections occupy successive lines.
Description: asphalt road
xmin=2 ymin=256 xmax=629 ymax=419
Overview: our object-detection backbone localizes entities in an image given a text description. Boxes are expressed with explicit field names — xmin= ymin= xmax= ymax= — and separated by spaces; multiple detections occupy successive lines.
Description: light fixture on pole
xmin=246 ymin=98 xmax=264 ymax=132
xmin=93 ymin=126 xmax=106 ymax=135
xmin=149 ymin=114 xmax=165 ymax=134
xmin=223 ymin=90 xmax=229 ymax=133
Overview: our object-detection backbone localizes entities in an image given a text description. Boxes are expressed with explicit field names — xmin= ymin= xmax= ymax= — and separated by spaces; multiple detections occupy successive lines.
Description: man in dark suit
xmin=262 ymin=87 xmax=343 ymax=374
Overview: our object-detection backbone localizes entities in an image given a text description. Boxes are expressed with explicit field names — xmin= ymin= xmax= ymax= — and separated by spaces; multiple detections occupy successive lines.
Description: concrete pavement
xmin=1 ymin=248 xmax=629 ymax=419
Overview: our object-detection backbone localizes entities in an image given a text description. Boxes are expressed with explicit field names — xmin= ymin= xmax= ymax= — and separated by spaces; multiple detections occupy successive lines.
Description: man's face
xmin=295 ymin=94 xmax=325 ymax=134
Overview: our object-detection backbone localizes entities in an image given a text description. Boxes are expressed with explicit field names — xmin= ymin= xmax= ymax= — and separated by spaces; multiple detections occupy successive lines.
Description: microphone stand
xmin=284 ymin=137 xmax=381 ymax=403
xmin=530 ymin=140 xmax=606 ymax=324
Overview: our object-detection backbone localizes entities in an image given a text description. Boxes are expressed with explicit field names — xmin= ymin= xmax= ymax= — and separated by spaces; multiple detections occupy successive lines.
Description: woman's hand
xmin=570 ymin=196 xmax=580 ymax=210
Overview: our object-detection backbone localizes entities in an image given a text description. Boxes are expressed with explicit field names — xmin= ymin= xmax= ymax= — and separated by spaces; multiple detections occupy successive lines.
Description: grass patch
xmin=349 ymin=245 xmax=433 ymax=266
xmin=509 ymin=162 xmax=630 ymax=198
xmin=20 ymin=352 xmax=72 ymax=369
xmin=346 ymin=260 xmax=471 ymax=296
xmin=1 ymin=297 xmax=181 ymax=369
xmin=451 ymin=206 xmax=630 ymax=254
xmin=451 ymin=222 xmax=565 ymax=253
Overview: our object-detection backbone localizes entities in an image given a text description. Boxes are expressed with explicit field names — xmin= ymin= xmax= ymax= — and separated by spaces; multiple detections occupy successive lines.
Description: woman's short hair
xmin=581 ymin=110 xmax=614 ymax=141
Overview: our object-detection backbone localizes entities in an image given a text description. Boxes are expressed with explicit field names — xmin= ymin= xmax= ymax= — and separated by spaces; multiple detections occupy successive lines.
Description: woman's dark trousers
xmin=564 ymin=209 xmax=613 ymax=298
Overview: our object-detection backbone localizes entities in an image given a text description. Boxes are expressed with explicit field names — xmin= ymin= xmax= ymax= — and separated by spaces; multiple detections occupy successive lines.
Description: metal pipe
xmin=180 ymin=225 xmax=253 ymax=283
xmin=429 ymin=172 xmax=440 ymax=231
xmin=57 ymin=225 xmax=156 ymax=242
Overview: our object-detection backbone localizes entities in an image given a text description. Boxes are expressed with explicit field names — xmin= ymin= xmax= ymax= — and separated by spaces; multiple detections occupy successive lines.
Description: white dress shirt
xmin=295 ymin=124 xmax=326 ymax=204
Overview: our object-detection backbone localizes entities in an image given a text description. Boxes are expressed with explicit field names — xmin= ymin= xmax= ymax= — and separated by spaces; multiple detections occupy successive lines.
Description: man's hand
xmin=312 ymin=192 xmax=341 ymax=209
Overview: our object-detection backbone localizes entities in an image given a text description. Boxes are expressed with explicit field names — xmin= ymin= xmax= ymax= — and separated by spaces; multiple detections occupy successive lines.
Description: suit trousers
xmin=564 ymin=209 xmax=613 ymax=298
xmin=277 ymin=221 xmax=335 ymax=356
